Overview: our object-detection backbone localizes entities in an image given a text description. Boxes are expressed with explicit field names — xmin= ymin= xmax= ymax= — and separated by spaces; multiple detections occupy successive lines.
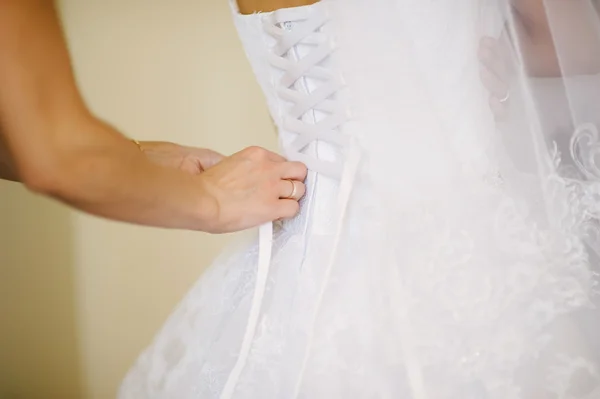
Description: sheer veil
xmin=476 ymin=1 xmax=600 ymax=396
xmin=507 ymin=4 xmax=600 ymax=394
xmin=330 ymin=1 xmax=600 ymax=396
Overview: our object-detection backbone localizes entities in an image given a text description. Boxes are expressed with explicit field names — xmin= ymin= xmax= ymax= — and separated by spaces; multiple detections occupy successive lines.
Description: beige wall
xmin=0 ymin=1 xmax=275 ymax=398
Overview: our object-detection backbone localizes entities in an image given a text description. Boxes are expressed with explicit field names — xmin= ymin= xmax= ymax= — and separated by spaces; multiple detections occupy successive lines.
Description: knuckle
xmin=244 ymin=146 xmax=266 ymax=159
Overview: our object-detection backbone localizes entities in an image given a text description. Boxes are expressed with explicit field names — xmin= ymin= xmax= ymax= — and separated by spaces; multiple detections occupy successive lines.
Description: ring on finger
xmin=498 ymin=89 xmax=510 ymax=104
xmin=283 ymin=179 xmax=298 ymax=200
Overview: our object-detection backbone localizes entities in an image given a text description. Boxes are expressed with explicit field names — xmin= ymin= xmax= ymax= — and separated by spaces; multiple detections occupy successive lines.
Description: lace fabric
xmin=118 ymin=1 xmax=600 ymax=398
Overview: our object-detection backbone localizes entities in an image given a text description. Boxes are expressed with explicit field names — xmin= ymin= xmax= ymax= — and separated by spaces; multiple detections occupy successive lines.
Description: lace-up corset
xmin=263 ymin=6 xmax=350 ymax=178
xmin=232 ymin=1 xmax=353 ymax=236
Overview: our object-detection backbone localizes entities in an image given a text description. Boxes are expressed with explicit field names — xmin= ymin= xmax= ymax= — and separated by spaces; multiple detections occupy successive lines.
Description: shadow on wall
xmin=0 ymin=182 xmax=83 ymax=398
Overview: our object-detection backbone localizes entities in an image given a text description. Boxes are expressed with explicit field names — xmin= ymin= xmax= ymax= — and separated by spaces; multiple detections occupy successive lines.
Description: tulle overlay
xmin=120 ymin=1 xmax=600 ymax=397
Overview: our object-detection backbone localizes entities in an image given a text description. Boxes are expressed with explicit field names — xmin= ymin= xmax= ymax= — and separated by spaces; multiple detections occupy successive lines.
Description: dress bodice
xmin=230 ymin=0 xmax=507 ymax=236
xmin=231 ymin=2 xmax=350 ymax=237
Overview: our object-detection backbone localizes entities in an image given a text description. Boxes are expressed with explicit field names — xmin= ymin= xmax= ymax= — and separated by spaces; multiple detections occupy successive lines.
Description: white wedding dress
xmin=118 ymin=1 xmax=600 ymax=398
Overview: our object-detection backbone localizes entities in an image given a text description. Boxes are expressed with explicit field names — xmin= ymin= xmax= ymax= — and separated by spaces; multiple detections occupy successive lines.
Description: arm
xmin=236 ymin=0 xmax=318 ymax=14
xmin=508 ymin=0 xmax=600 ymax=77
xmin=0 ymin=0 xmax=306 ymax=232
xmin=0 ymin=162 xmax=18 ymax=182
xmin=479 ymin=0 xmax=600 ymax=120
xmin=0 ymin=0 xmax=217 ymax=229
xmin=0 ymin=134 xmax=18 ymax=182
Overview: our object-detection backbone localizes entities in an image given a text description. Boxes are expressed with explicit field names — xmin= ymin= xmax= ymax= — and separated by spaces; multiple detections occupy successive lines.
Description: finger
xmin=490 ymin=41 xmax=511 ymax=80
xmin=480 ymin=36 xmax=496 ymax=50
xmin=489 ymin=96 xmax=507 ymax=121
xmin=478 ymin=39 xmax=508 ymax=80
xmin=479 ymin=63 xmax=509 ymax=99
xmin=279 ymin=161 xmax=308 ymax=181
xmin=478 ymin=39 xmax=495 ymax=67
xmin=278 ymin=179 xmax=306 ymax=201
xmin=274 ymin=199 xmax=300 ymax=220
xmin=484 ymin=36 xmax=515 ymax=84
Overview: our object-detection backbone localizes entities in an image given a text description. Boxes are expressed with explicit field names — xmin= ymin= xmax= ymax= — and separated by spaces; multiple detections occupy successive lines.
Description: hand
xmin=198 ymin=146 xmax=307 ymax=233
xmin=139 ymin=141 xmax=224 ymax=175
xmin=478 ymin=35 xmax=512 ymax=121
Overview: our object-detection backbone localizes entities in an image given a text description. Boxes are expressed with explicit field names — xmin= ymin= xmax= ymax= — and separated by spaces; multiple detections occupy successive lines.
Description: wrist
xmin=192 ymin=175 xmax=223 ymax=233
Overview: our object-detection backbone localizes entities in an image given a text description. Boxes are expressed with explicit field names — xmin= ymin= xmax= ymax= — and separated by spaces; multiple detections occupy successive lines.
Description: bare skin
xmin=0 ymin=0 xmax=307 ymax=233
xmin=236 ymin=0 xmax=318 ymax=14
xmin=479 ymin=0 xmax=600 ymax=119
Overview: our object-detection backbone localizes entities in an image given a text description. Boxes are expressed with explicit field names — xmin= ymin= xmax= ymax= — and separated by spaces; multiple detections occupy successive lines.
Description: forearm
xmin=509 ymin=0 xmax=600 ymax=77
xmin=1 ymin=120 xmax=215 ymax=229
xmin=0 ymin=138 xmax=19 ymax=182
xmin=41 ymin=118 xmax=216 ymax=230
xmin=236 ymin=0 xmax=318 ymax=14
xmin=0 ymin=162 xmax=18 ymax=182
xmin=0 ymin=163 xmax=18 ymax=182
xmin=0 ymin=1 xmax=216 ymax=230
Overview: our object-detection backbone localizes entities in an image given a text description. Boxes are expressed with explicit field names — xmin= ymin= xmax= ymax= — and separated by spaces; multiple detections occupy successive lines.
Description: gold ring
xmin=284 ymin=179 xmax=297 ymax=199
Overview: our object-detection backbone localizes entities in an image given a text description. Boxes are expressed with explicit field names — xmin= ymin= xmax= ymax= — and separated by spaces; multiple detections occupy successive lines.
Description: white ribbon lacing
xmin=220 ymin=5 xmax=360 ymax=398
